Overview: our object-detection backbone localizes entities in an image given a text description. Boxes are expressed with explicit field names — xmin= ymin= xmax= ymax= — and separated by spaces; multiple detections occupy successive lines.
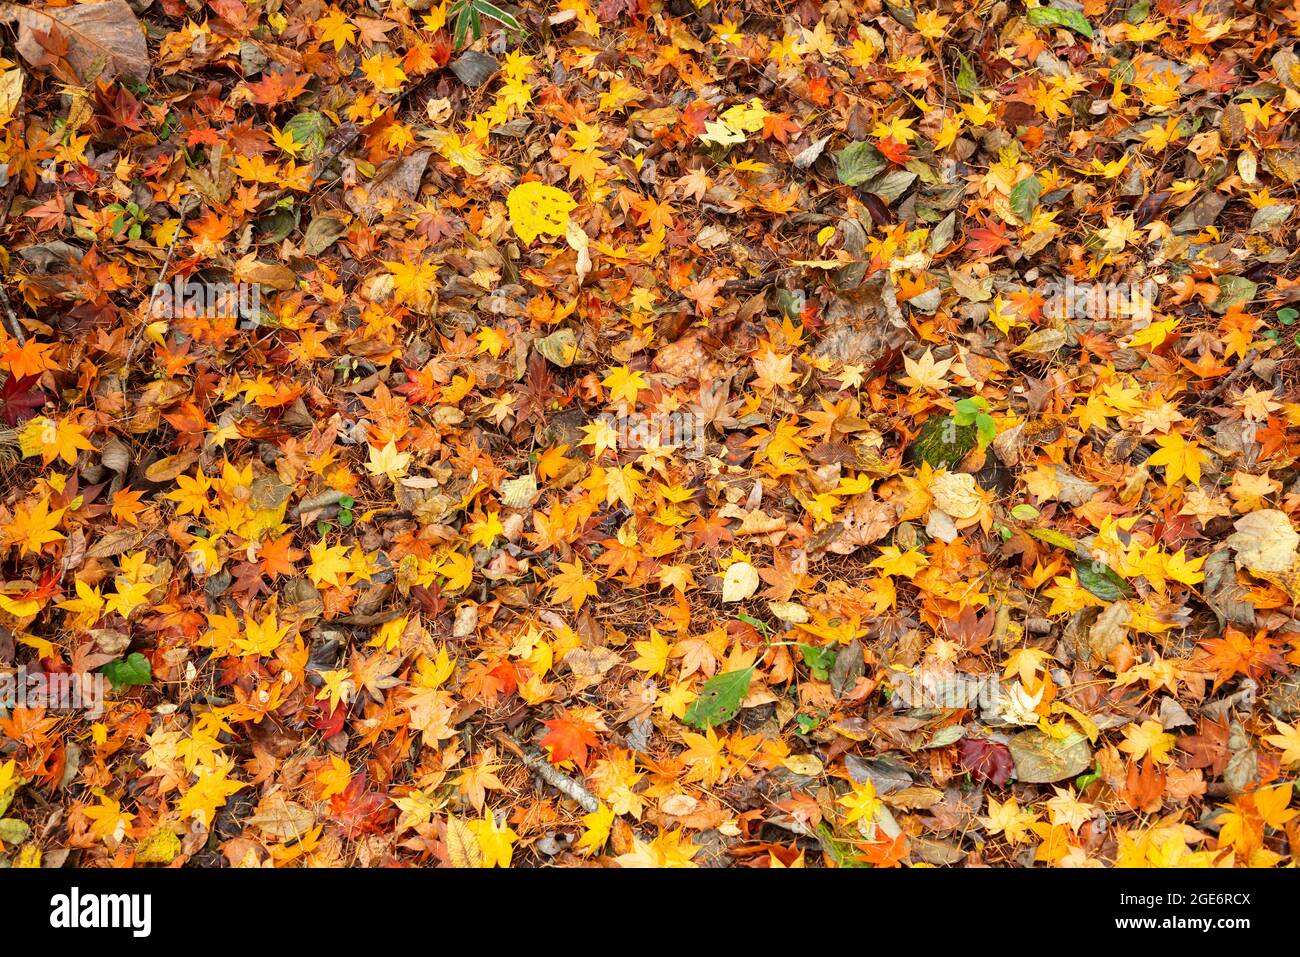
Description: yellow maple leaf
xmin=436 ymin=550 xmax=474 ymax=592
xmin=83 ymin=790 xmax=134 ymax=844
xmin=548 ymin=558 xmax=599 ymax=611
xmin=19 ymin=416 xmax=94 ymax=466
xmin=316 ymin=755 xmax=352 ymax=800
xmin=980 ymin=795 xmax=1039 ymax=844
xmin=105 ymin=577 xmax=154 ymax=619
xmin=236 ymin=611 xmax=291 ymax=658
xmin=898 ymin=348 xmax=953 ymax=392
xmin=1146 ymin=432 xmax=1208 ymax=486
xmin=1002 ymin=647 xmax=1054 ymax=686
xmin=366 ymin=439 xmax=411 ymax=482
xmin=470 ymin=810 xmax=518 ymax=868
xmin=360 ymin=52 xmax=406 ymax=93
xmin=751 ymin=346 xmax=799 ymax=393
xmin=4 ymin=496 xmax=65 ymax=556
xmin=868 ymin=545 xmax=929 ymax=578
xmin=630 ymin=628 xmax=671 ymax=676
xmin=507 ymin=181 xmax=576 ymax=244
xmin=177 ymin=765 xmax=246 ymax=828
xmin=837 ymin=779 xmax=880 ymax=825
xmin=467 ymin=510 xmax=504 ymax=549
xmin=315 ymin=6 xmax=356 ymax=51
xmin=1118 ymin=719 xmax=1176 ymax=764
xmin=476 ymin=326 xmax=511 ymax=358
xmin=601 ymin=365 xmax=648 ymax=407
xmin=614 ymin=828 xmax=699 ymax=868
xmin=308 ymin=538 xmax=351 ymax=588
xmin=577 ymin=802 xmax=615 ymax=855
xmin=1265 ymin=718 xmax=1300 ymax=768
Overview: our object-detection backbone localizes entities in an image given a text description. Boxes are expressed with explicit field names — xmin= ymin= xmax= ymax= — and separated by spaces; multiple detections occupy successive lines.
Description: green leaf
xmin=283 ymin=111 xmax=329 ymax=160
xmin=1277 ymin=307 xmax=1298 ymax=325
xmin=684 ymin=665 xmax=755 ymax=729
xmin=815 ymin=821 xmax=870 ymax=867
xmin=1027 ymin=526 xmax=1080 ymax=553
xmin=0 ymin=817 xmax=31 ymax=844
xmin=799 ymin=643 xmax=837 ymax=681
xmin=1249 ymin=204 xmax=1292 ymax=231
xmin=1010 ymin=503 xmax=1040 ymax=521
xmin=450 ymin=0 xmax=473 ymax=47
xmin=535 ymin=328 xmax=578 ymax=367
xmin=450 ymin=0 xmax=522 ymax=48
xmin=954 ymin=52 xmax=977 ymax=95
xmin=1211 ymin=275 xmax=1257 ymax=315
xmin=1010 ymin=175 xmax=1042 ymax=223
xmin=471 ymin=0 xmax=520 ymax=31
xmin=953 ymin=396 xmax=987 ymax=425
xmin=1071 ymin=553 xmax=1134 ymax=601
xmin=836 ymin=141 xmax=887 ymax=187
xmin=1026 ymin=5 xmax=1094 ymax=38
xmin=101 ymin=652 xmax=153 ymax=691
xmin=736 ymin=612 xmax=770 ymax=637
xmin=865 ymin=169 xmax=917 ymax=204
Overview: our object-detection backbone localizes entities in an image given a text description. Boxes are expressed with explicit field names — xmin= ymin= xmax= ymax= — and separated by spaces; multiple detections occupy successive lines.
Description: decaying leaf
xmin=1 ymin=0 xmax=148 ymax=83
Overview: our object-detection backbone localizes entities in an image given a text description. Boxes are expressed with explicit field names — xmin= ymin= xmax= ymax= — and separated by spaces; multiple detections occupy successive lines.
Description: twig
xmin=289 ymin=69 xmax=445 ymax=210
xmin=125 ymin=193 xmax=199 ymax=373
xmin=494 ymin=732 xmax=600 ymax=812
xmin=0 ymin=101 xmax=25 ymax=232
xmin=663 ymin=264 xmax=804 ymax=309
xmin=0 ymin=281 xmax=23 ymax=344
xmin=0 ymin=101 xmax=23 ymax=343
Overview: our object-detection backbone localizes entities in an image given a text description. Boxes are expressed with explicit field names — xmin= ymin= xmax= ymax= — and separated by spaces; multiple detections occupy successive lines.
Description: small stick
xmin=0 ymin=281 xmax=23 ymax=344
xmin=494 ymin=732 xmax=600 ymax=813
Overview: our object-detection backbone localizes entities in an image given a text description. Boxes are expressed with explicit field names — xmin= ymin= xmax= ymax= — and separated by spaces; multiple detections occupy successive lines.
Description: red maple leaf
xmin=311 ymin=701 xmax=348 ymax=738
xmin=328 ymin=772 xmax=396 ymax=839
xmin=540 ymin=711 xmax=600 ymax=770
xmin=393 ymin=366 xmax=440 ymax=405
xmin=762 ymin=113 xmax=800 ymax=144
xmin=0 ymin=374 xmax=47 ymax=426
xmin=1120 ymin=757 xmax=1166 ymax=812
xmin=597 ymin=0 xmax=636 ymax=21
xmin=688 ymin=512 xmax=733 ymax=551
xmin=1256 ymin=417 xmax=1289 ymax=461
xmin=965 ymin=220 xmax=1013 ymax=257
xmin=95 ymin=82 xmax=147 ymax=131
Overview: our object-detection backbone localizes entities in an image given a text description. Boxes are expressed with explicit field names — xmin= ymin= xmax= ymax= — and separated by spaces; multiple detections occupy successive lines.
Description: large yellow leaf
xmin=507 ymin=181 xmax=576 ymax=244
